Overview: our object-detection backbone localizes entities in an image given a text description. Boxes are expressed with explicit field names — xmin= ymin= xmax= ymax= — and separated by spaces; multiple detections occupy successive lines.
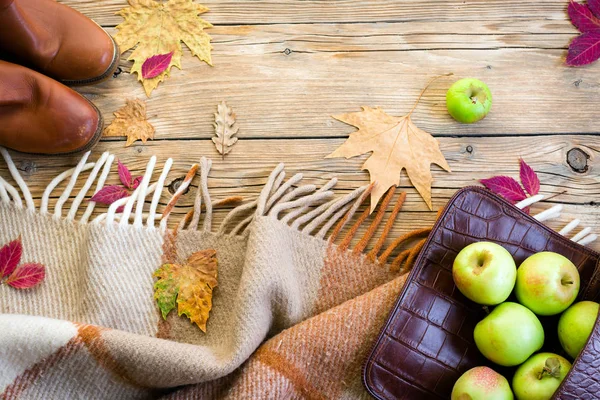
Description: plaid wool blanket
xmin=0 ymin=149 xmax=429 ymax=399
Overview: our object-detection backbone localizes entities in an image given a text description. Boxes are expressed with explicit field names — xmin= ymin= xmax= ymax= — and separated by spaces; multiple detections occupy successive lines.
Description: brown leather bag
xmin=363 ymin=187 xmax=600 ymax=399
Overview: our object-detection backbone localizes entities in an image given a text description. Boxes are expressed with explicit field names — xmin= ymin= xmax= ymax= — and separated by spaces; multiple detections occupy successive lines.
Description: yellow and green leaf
xmin=153 ymin=250 xmax=218 ymax=332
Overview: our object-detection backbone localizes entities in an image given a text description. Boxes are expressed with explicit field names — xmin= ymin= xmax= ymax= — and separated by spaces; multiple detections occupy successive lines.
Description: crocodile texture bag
xmin=364 ymin=187 xmax=600 ymax=399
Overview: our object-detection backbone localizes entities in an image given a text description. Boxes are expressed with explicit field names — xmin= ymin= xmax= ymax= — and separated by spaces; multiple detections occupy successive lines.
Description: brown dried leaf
xmin=327 ymin=107 xmax=450 ymax=211
xmin=327 ymin=75 xmax=452 ymax=211
xmin=103 ymin=99 xmax=155 ymax=147
xmin=212 ymin=101 xmax=239 ymax=158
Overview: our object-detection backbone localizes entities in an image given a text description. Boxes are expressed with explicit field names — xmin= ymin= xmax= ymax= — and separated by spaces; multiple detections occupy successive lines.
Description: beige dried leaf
xmin=212 ymin=101 xmax=239 ymax=158
xmin=103 ymin=99 xmax=155 ymax=147
xmin=327 ymin=75 xmax=452 ymax=211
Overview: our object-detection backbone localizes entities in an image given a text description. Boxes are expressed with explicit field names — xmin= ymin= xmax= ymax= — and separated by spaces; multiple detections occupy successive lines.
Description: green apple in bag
xmin=474 ymin=302 xmax=544 ymax=367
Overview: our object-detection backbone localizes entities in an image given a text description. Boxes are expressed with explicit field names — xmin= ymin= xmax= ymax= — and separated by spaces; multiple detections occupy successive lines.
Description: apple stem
xmin=538 ymin=357 xmax=562 ymax=380
xmin=482 ymin=306 xmax=490 ymax=315
xmin=407 ymin=73 xmax=454 ymax=116
xmin=561 ymin=279 xmax=574 ymax=285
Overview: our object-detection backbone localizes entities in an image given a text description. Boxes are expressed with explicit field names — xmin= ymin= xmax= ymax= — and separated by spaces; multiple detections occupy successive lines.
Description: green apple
xmin=446 ymin=78 xmax=493 ymax=124
xmin=451 ymin=366 xmax=513 ymax=400
xmin=558 ymin=301 xmax=599 ymax=359
xmin=512 ymin=353 xmax=571 ymax=400
xmin=474 ymin=302 xmax=544 ymax=367
xmin=452 ymin=241 xmax=517 ymax=305
xmin=515 ymin=252 xmax=580 ymax=316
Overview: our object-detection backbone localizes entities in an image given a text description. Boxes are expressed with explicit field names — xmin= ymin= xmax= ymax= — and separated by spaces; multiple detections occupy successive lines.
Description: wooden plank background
xmin=2 ymin=0 xmax=599 ymax=251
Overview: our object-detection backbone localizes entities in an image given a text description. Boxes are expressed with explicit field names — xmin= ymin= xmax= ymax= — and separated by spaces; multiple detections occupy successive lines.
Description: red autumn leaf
xmin=118 ymin=160 xmax=134 ymax=189
xmin=0 ymin=237 xmax=22 ymax=279
xmin=480 ymin=176 xmax=528 ymax=203
xmin=142 ymin=52 xmax=174 ymax=79
xmin=590 ymin=0 xmax=600 ymax=17
xmin=519 ymin=159 xmax=540 ymax=196
xmin=567 ymin=30 xmax=600 ymax=66
xmin=568 ymin=0 xmax=600 ymax=32
xmin=131 ymin=176 xmax=143 ymax=190
xmin=90 ymin=185 xmax=129 ymax=205
xmin=6 ymin=263 xmax=45 ymax=289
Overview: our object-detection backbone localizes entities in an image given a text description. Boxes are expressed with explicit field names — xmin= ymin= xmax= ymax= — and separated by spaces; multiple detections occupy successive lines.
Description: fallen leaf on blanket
xmin=0 ymin=237 xmax=46 ymax=289
xmin=5 ymin=263 xmax=45 ymax=289
xmin=103 ymin=99 xmax=155 ymax=147
xmin=480 ymin=159 xmax=541 ymax=213
xmin=567 ymin=0 xmax=600 ymax=66
xmin=0 ymin=236 xmax=22 ymax=278
xmin=154 ymin=249 xmax=218 ymax=332
xmin=115 ymin=0 xmax=213 ymax=96
xmin=327 ymin=75 xmax=452 ymax=211
xmin=142 ymin=52 xmax=174 ymax=79
xmin=212 ymin=101 xmax=239 ymax=159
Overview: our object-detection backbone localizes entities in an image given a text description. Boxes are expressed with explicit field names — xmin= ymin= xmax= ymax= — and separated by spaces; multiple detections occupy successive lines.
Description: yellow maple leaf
xmin=103 ymin=99 xmax=155 ymax=147
xmin=327 ymin=75 xmax=452 ymax=212
xmin=115 ymin=0 xmax=213 ymax=96
xmin=153 ymin=249 xmax=218 ymax=332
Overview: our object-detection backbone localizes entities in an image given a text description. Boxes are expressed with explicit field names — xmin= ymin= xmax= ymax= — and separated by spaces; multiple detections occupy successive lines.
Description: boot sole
xmin=59 ymin=32 xmax=121 ymax=87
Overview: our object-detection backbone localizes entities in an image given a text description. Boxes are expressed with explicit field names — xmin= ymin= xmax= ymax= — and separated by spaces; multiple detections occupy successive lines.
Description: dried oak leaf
xmin=212 ymin=101 xmax=239 ymax=158
xmin=115 ymin=0 xmax=213 ymax=96
xmin=103 ymin=99 xmax=155 ymax=147
xmin=327 ymin=106 xmax=450 ymax=212
xmin=154 ymin=249 xmax=218 ymax=332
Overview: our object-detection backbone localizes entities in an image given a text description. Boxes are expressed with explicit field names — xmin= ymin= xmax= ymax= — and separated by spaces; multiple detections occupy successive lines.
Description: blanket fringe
xmin=0 ymin=148 xmax=597 ymax=247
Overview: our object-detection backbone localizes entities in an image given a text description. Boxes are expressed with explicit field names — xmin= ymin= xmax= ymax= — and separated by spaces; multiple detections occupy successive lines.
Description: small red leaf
xmin=90 ymin=185 xmax=129 ymax=205
xmin=568 ymin=1 xmax=600 ymax=32
xmin=131 ymin=176 xmax=143 ymax=190
xmin=589 ymin=0 xmax=600 ymax=18
xmin=0 ymin=237 xmax=22 ymax=279
xmin=480 ymin=176 xmax=528 ymax=203
xmin=142 ymin=52 xmax=174 ymax=79
xmin=519 ymin=159 xmax=540 ymax=196
xmin=6 ymin=263 xmax=45 ymax=289
xmin=567 ymin=30 xmax=600 ymax=66
xmin=118 ymin=160 xmax=134 ymax=189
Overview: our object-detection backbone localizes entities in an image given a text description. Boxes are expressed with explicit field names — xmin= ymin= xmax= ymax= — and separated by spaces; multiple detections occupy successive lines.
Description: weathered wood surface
xmin=2 ymin=136 xmax=598 ymax=250
xmin=1 ymin=0 xmax=598 ymax=251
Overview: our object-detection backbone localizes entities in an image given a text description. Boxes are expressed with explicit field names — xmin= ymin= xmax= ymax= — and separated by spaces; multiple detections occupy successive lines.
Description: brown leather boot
xmin=0 ymin=0 xmax=119 ymax=85
xmin=0 ymin=61 xmax=103 ymax=154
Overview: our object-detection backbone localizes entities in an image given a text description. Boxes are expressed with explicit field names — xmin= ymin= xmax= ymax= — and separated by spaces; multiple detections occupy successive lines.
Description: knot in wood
xmin=18 ymin=160 xmax=36 ymax=176
xmin=567 ymin=148 xmax=589 ymax=173
xmin=168 ymin=177 xmax=191 ymax=195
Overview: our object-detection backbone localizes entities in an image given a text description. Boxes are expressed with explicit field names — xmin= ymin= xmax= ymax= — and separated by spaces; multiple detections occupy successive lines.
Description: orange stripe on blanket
xmin=76 ymin=324 xmax=141 ymax=387
xmin=255 ymin=348 xmax=328 ymax=400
